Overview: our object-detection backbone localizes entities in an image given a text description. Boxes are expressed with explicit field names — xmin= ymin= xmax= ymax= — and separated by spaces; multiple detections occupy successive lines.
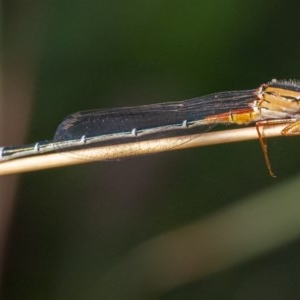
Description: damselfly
xmin=1 ymin=79 xmax=300 ymax=176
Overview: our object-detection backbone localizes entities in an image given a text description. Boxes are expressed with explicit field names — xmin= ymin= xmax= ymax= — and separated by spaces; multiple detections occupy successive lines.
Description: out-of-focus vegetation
xmin=3 ymin=1 xmax=300 ymax=299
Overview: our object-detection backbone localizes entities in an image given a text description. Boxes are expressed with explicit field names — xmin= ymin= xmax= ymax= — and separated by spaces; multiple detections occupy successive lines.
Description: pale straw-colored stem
xmin=0 ymin=123 xmax=288 ymax=176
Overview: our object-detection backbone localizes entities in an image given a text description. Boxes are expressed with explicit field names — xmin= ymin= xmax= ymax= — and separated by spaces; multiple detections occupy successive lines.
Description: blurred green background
xmin=3 ymin=1 xmax=300 ymax=299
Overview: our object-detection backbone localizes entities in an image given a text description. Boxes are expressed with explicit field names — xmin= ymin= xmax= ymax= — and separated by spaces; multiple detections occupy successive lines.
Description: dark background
xmin=2 ymin=1 xmax=300 ymax=299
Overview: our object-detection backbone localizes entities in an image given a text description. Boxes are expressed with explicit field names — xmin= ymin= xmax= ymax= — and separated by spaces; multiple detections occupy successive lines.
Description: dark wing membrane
xmin=54 ymin=89 xmax=258 ymax=145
